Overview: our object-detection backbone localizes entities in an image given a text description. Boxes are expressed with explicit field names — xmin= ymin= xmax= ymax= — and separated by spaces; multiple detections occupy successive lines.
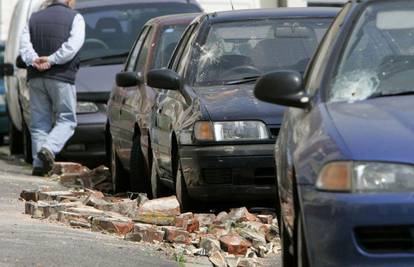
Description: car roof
xmin=76 ymin=0 xmax=201 ymax=9
xmin=206 ymin=7 xmax=339 ymax=23
xmin=146 ymin=13 xmax=200 ymax=27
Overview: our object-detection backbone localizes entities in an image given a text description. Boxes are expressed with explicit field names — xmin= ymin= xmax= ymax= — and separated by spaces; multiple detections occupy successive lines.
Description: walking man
xmin=20 ymin=0 xmax=85 ymax=176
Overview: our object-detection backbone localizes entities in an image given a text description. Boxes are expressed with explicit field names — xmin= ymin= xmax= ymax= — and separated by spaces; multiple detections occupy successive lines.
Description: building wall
xmin=0 ymin=0 xmax=19 ymax=41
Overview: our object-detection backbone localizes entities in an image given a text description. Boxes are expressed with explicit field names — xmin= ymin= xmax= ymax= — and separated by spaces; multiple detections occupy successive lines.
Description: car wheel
xmin=150 ymin=156 xmax=170 ymax=199
xmin=175 ymin=160 xmax=194 ymax=212
xmin=130 ymin=134 xmax=152 ymax=195
xmin=22 ymin=122 xmax=33 ymax=164
xmin=8 ymin=119 xmax=23 ymax=155
xmin=0 ymin=135 xmax=4 ymax=146
xmin=296 ymin=213 xmax=309 ymax=267
xmin=110 ymin=139 xmax=128 ymax=193
xmin=281 ymin=216 xmax=294 ymax=267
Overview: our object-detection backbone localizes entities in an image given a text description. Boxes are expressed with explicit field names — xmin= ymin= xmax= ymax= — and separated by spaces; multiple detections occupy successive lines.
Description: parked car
xmin=146 ymin=8 xmax=337 ymax=210
xmin=255 ymin=0 xmax=414 ymax=266
xmin=107 ymin=13 xmax=200 ymax=193
xmin=0 ymin=42 xmax=8 ymax=145
xmin=1 ymin=0 xmax=202 ymax=165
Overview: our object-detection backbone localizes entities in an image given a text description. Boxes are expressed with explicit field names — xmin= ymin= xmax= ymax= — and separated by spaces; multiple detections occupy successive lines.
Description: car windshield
xmin=153 ymin=24 xmax=188 ymax=69
xmin=194 ymin=18 xmax=332 ymax=86
xmin=330 ymin=0 xmax=414 ymax=102
xmin=79 ymin=3 xmax=200 ymax=61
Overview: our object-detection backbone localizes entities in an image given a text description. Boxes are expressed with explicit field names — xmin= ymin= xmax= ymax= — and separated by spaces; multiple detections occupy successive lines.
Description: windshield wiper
xmin=225 ymin=76 xmax=260 ymax=85
xmin=370 ymin=90 xmax=414 ymax=99
xmin=80 ymin=52 xmax=129 ymax=66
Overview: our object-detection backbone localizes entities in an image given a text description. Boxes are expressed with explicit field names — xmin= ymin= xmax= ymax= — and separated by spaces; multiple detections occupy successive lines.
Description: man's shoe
xmin=37 ymin=148 xmax=55 ymax=175
xmin=32 ymin=167 xmax=45 ymax=177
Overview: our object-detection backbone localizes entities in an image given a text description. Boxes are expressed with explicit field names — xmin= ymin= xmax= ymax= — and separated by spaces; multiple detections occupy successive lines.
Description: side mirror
xmin=254 ymin=70 xmax=309 ymax=108
xmin=116 ymin=71 xmax=142 ymax=87
xmin=16 ymin=55 xmax=27 ymax=69
xmin=0 ymin=63 xmax=14 ymax=76
xmin=147 ymin=68 xmax=181 ymax=90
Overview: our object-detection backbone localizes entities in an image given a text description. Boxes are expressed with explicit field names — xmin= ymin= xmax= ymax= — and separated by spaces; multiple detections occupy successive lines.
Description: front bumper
xmin=0 ymin=103 xmax=8 ymax=135
xmin=301 ymin=185 xmax=414 ymax=267
xmin=58 ymin=112 xmax=106 ymax=164
xmin=180 ymin=143 xmax=277 ymax=202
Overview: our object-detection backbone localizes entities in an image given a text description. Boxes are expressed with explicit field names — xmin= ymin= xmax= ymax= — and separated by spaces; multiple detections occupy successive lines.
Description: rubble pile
xmin=20 ymin=163 xmax=280 ymax=267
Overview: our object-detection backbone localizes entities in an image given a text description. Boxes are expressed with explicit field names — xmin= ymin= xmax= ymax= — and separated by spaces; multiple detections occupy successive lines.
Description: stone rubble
xmin=20 ymin=162 xmax=281 ymax=266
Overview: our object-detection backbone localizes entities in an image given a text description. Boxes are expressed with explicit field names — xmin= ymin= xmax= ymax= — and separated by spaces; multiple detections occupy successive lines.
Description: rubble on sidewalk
xmin=19 ymin=176 xmax=280 ymax=266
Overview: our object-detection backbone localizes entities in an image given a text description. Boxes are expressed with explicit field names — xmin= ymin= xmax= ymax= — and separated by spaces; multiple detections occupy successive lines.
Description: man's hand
xmin=34 ymin=57 xmax=51 ymax=72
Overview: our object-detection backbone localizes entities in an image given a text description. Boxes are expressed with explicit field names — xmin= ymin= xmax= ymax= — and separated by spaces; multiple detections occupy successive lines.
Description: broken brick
xmin=209 ymin=250 xmax=226 ymax=267
xmin=20 ymin=189 xmax=39 ymax=202
xmin=214 ymin=211 xmax=229 ymax=224
xmin=91 ymin=217 xmax=134 ymax=236
xmin=53 ymin=162 xmax=90 ymax=175
xmin=219 ymin=233 xmax=252 ymax=255
xmin=257 ymin=215 xmax=273 ymax=225
xmin=200 ymin=237 xmax=221 ymax=256
xmin=194 ymin=213 xmax=216 ymax=227
xmin=228 ymin=208 xmax=258 ymax=223
xmin=163 ymin=226 xmax=191 ymax=244
xmin=38 ymin=191 xmax=75 ymax=201
xmin=69 ymin=220 xmax=91 ymax=229
xmin=237 ymin=228 xmax=266 ymax=249
xmin=58 ymin=211 xmax=89 ymax=224
xmin=134 ymin=196 xmax=180 ymax=226
xmin=130 ymin=223 xmax=165 ymax=243
xmin=175 ymin=212 xmax=199 ymax=233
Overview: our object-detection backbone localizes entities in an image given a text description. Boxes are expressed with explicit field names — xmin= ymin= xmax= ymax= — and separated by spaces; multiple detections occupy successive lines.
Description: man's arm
xmin=19 ymin=24 xmax=39 ymax=66
xmin=47 ymin=14 xmax=85 ymax=65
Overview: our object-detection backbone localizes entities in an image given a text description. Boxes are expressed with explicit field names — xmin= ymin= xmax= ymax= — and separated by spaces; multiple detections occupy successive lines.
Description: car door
xmin=110 ymin=26 xmax=149 ymax=158
xmin=118 ymin=26 xmax=156 ymax=166
xmin=152 ymin=22 xmax=199 ymax=179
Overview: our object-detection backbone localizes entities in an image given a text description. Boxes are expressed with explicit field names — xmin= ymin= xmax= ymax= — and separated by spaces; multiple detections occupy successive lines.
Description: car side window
xmin=170 ymin=23 xmax=197 ymax=71
xmin=305 ymin=3 xmax=351 ymax=95
xmin=134 ymin=27 xmax=155 ymax=73
xmin=125 ymin=26 xmax=149 ymax=72
xmin=176 ymin=24 xmax=199 ymax=77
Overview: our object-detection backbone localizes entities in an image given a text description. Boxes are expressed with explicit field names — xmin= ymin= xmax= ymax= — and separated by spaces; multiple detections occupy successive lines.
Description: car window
xmin=176 ymin=24 xmax=199 ymax=76
xmin=125 ymin=26 xmax=149 ymax=71
xmin=78 ymin=3 xmax=201 ymax=61
xmin=329 ymin=0 xmax=414 ymax=102
xmin=152 ymin=24 xmax=188 ymax=69
xmin=305 ymin=4 xmax=350 ymax=95
xmin=194 ymin=18 xmax=333 ymax=86
xmin=170 ymin=23 xmax=197 ymax=71
xmin=134 ymin=27 xmax=155 ymax=73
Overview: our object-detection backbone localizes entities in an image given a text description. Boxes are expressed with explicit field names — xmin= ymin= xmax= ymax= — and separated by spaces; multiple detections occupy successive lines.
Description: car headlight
xmin=77 ymin=102 xmax=99 ymax=114
xmin=316 ymin=161 xmax=414 ymax=192
xmin=194 ymin=121 xmax=269 ymax=142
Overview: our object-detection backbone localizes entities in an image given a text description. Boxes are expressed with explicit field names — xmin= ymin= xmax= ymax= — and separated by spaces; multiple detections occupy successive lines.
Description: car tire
xmin=0 ymin=135 xmax=4 ymax=146
xmin=281 ymin=216 xmax=294 ymax=267
xmin=175 ymin=160 xmax=194 ymax=212
xmin=130 ymin=134 xmax=152 ymax=195
xmin=150 ymin=157 xmax=170 ymax=199
xmin=8 ymin=119 xmax=23 ymax=155
xmin=22 ymin=122 xmax=33 ymax=164
xmin=110 ymin=138 xmax=128 ymax=193
xmin=296 ymin=213 xmax=309 ymax=267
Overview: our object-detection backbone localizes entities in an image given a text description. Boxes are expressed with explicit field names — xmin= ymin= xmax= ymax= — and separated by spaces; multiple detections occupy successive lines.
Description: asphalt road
xmin=0 ymin=146 xmax=281 ymax=267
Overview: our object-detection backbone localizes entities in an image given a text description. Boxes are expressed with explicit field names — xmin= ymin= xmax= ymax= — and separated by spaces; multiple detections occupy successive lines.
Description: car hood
xmin=76 ymin=64 xmax=123 ymax=94
xmin=194 ymin=84 xmax=285 ymax=125
xmin=327 ymin=96 xmax=414 ymax=164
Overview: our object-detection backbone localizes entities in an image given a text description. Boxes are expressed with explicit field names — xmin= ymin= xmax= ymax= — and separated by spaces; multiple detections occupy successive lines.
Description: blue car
xmin=255 ymin=0 xmax=414 ymax=266
xmin=0 ymin=43 xmax=7 ymax=144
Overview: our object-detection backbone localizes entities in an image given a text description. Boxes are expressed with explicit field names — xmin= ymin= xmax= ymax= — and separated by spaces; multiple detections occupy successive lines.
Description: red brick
xmin=91 ymin=217 xmax=134 ymax=236
xmin=163 ymin=226 xmax=191 ymax=244
xmin=228 ymin=207 xmax=258 ymax=223
xmin=219 ymin=233 xmax=252 ymax=255
xmin=131 ymin=223 xmax=165 ymax=243
xmin=53 ymin=162 xmax=90 ymax=175
xmin=134 ymin=196 xmax=180 ymax=226
xmin=194 ymin=213 xmax=216 ymax=227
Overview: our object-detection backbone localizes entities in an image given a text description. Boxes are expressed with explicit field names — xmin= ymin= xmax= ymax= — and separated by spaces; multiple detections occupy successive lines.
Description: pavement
xmin=0 ymin=146 xmax=281 ymax=267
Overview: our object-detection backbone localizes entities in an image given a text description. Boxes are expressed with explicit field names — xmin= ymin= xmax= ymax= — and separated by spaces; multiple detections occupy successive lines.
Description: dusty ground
xmin=0 ymin=146 xmax=281 ymax=267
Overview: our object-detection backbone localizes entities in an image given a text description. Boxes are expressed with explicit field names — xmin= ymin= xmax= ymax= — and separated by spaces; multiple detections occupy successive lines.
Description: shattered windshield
xmin=195 ymin=18 xmax=331 ymax=86
xmin=79 ymin=3 xmax=200 ymax=61
xmin=330 ymin=0 xmax=414 ymax=102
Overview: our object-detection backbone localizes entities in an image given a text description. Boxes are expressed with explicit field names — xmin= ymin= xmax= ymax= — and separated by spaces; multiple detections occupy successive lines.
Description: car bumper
xmin=58 ymin=112 xmax=106 ymax=164
xmin=180 ymin=144 xmax=276 ymax=202
xmin=300 ymin=185 xmax=414 ymax=267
